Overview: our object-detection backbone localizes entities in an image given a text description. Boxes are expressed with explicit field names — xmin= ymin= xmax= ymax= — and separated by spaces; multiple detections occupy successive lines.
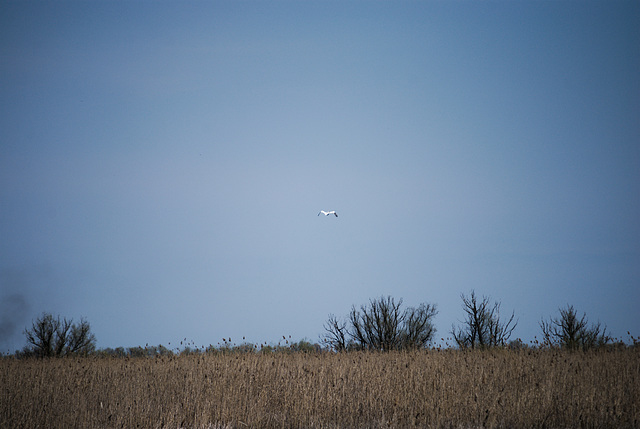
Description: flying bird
xmin=318 ymin=210 xmax=338 ymax=217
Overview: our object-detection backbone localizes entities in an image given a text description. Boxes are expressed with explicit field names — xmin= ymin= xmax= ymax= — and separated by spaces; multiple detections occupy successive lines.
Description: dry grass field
xmin=2 ymin=348 xmax=638 ymax=428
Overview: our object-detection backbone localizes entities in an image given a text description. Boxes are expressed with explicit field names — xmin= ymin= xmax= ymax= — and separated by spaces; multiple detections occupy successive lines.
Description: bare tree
xmin=322 ymin=296 xmax=438 ymax=351
xmin=401 ymin=303 xmax=438 ymax=349
xmin=23 ymin=313 xmax=96 ymax=357
xmin=350 ymin=296 xmax=403 ymax=351
xmin=322 ymin=314 xmax=348 ymax=351
xmin=451 ymin=290 xmax=517 ymax=349
xmin=540 ymin=305 xmax=609 ymax=350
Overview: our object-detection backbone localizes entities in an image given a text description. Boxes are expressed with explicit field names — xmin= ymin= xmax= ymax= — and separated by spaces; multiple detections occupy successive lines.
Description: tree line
xmin=323 ymin=292 xmax=614 ymax=352
xmin=12 ymin=291 xmax=634 ymax=358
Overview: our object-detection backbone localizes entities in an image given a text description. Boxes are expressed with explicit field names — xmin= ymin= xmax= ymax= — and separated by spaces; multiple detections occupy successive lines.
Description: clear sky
xmin=1 ymin=0 xmax=639 ymax=353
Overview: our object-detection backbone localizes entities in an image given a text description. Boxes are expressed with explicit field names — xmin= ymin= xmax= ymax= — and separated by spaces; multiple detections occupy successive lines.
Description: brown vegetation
xmin=2 ymin=348 xmax=638 ymax=428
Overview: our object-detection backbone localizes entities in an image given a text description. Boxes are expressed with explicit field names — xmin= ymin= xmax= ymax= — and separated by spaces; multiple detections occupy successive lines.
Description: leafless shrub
xmin=540 ymin=304 xmax=610 ymax=350
xmin=22 ymin=312 xmax=95 ymax=357
xmin=323 ymin=296 xmax=437 ymax=351
xmin=451 ymin=290 xmax=517 ymax=349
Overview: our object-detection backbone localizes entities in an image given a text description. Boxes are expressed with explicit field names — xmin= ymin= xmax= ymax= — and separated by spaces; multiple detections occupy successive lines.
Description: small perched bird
xmin=318 ymin=210 xmax=338 ymax=217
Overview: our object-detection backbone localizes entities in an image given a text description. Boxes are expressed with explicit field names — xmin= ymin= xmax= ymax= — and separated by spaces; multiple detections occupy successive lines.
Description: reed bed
xmin=2 ymin=348 xmax=638 ymax=428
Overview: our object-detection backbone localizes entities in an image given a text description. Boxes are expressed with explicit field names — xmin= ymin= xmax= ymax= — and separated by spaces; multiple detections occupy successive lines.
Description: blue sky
xmin=1 ymin=1 xmax=639 ymax=352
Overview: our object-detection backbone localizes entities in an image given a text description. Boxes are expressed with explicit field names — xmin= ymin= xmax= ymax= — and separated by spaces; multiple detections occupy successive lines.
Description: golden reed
xmin=2 ymin=348 xmax=638 ymax=428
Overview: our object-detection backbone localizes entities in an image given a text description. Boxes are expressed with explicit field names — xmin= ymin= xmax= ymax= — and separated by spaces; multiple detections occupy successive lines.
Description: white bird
xmin=318 ymin=210 xmax=338 ymax=217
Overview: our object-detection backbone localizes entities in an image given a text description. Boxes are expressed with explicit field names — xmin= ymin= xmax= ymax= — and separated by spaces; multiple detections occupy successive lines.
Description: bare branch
xmin=322 ymin=314 xmax=348 ymax=351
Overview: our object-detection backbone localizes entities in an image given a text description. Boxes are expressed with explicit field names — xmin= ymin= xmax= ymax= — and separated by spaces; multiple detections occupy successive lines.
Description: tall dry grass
xmin=1 ymin=348 xmax=638 ymax=428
